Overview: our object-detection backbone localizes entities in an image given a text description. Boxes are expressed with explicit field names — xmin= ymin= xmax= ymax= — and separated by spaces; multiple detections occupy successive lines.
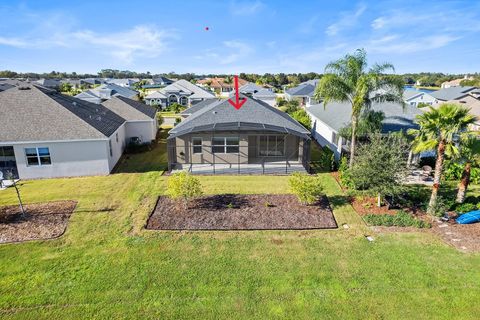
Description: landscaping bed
xmin=147 ymin=194 xmax=337 ymax=230
xmin=0 ymin=201 xmax=77 ymax=243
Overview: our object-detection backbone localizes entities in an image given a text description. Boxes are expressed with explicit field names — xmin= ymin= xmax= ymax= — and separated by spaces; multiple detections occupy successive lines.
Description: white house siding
xmin=12 ymin=140 xmax=111 ymax=179
xmin=406 ymin=93 xmax=436 ymax=107
xmin=307 ymin=111 xmax=343 ymax=160
xmin=107 ymin=125 xmax=126 ymax=172
xmin=124 ymin=120 xmax=158 ymax=144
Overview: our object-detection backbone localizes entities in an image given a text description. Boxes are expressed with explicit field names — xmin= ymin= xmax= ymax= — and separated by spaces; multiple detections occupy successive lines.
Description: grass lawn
xmin=0 ymin=172 xmax=480 ymax=319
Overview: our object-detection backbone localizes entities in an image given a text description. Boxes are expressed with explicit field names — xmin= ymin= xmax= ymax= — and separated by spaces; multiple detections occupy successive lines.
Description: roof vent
xmin=17 ymin=86 xmax=31 ymax=90
xmin=212 ymin=111 xmax=217 ymax=114
xmin=72 ymin=101 xmax=77 ymax=106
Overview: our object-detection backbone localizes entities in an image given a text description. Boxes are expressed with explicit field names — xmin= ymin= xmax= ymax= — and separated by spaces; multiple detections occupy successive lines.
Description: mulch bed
xmin=0 ymin=201 xmax=77 ymax=243
xmin=431 ymin=217 xmax=480 ymax=253
xmin=146 ymin=194 xmax=337 ymax=230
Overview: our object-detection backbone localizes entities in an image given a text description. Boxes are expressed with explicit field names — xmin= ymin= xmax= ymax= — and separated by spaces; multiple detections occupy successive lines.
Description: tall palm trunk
xmin=456 ymin=161 xmax=471 ymax=204
xmin=349 ymin=115 xmax=357 ymax=168
xmin=427 ymin=140 xmax=446 ymax=215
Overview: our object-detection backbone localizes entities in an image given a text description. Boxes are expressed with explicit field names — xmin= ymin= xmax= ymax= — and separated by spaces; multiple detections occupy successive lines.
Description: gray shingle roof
xmin=102 ymin=96 xmax=157 ymax=120
xmin=403 ymin=90 xmax=423 ymax=100
xmin=0 ymin=83 xmax=125 ymax=142
xmin=253 ymin=89 xmax=276 ymax=98
xmin=75 ymin=83 xmax=138 ymax=102
xmin=431 ymin=86 xmax=477 ymax=101
xmin=239 ymin=83 xmax=263 ymax=94
xmin=180 ymin=99 xmax=218 ymax=116
xmin=285 ymin=83 xmax=316 ymax=97
xmin=307 ymin=101 xmax=421 ymax=133
xmin=161 ymin=80 xmax=215 ymax=99
xmin=169 ymin=96 xmax=310 ymax=139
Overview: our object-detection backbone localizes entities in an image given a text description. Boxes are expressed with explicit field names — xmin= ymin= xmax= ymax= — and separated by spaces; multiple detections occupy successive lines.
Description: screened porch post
xmin=237 ymin=123 xmax=240 ymax=174
xmin=212 ymin=128 xmax=216 ymax=175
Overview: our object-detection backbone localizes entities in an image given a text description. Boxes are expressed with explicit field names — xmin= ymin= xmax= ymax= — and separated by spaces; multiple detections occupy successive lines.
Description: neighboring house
xmin=75 ymin=83 xmax=139 ymax=104
xmin=152 ymin=76 xmax=173 ymax=86
xmin=144 ymin=91 xmax=168 ymax=107
xmin=239 ymin=83 xmax=263 ymax=95
xmin=0 ymin=83 xmax=127 ymax=179
xmin=60 ymin=79 xmax=83 ymax=89
xmin=36 ymin=79 xmax=61 ymax=89
xmin=403 ymin=90 xmax=436 ymax=107
xmin=284 ymin=79 xmax=320 ymax=106
xmin=145 ymin=79 xmax=215 ymax=108
xmin=307 ymin=101 xmax=422 ymax=160
xmin=179 ymin=98 xmax=219 ymax=118
xmin=441 ymin=75 xmax=474 ymax=88
xmin=102 ymin=96 xmax=158 ymax=144
xmin=431 ymin=86 xmax=478 ymax=105
xmin=82 ymin=78 xmax=105 ymax=86
xmin=253 ymin=89 xmax=277 ymax=107
xmin=167 ymin=96 xmax=311 ymax=174
xmin=105 ymin=78 xmax=140 ymax=87
xmin=197 ymin=77 xmax=248 ymax=97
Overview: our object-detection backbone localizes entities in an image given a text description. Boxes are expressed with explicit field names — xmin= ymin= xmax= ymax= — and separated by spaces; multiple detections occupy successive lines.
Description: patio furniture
xmin=422 ymin=165 xmax=433 ymax=179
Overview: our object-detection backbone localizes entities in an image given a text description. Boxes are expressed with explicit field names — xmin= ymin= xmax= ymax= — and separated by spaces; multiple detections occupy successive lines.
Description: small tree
xmin=167 ymin=171 xmax=203 ymax=208
xmin=288 ymin=172 xmax=324 ymax=205
xmin=290 ymin=109 xmax=311 ymax=130
xmin=349 ymin=134 xmax=408 ymax=207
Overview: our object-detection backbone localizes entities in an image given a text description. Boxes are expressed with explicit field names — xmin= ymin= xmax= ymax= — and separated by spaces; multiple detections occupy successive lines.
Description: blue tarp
xmin=456 ymin=210 xmax=480 ymax=224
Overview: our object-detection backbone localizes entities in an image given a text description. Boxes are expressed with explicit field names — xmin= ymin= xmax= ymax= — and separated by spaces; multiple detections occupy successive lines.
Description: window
xmin=259 ymin=136 xmax=284 ymax=156
xmin=109 ymin=141 xmax=113 ymax=157
xmin=212 ymin=137 xmax=239 ymax=154
xmin=192 ymin=137 xmax=202 ymax=154
xmin=25 ymin=147 xmax=51 ymax=166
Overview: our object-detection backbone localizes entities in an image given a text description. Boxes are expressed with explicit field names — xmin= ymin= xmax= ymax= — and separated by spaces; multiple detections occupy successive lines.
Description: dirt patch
xmin=146 ymin=194 xmax=337 ymax=230
xmin=0 ymin=201 xmax=77 ymax=243
xmin=431 ymin=218 xmax=480 ymax=253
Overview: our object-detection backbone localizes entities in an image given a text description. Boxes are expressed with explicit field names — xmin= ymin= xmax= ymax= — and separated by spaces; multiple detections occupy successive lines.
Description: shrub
xmin=454 ymin=202 xmax=477 ymax=214
xmin=288 ymin=172 xmax=324 ymax=205
xmin=290 ymin=109 xmax=311 ymax=130
xmin=364 ymin=211 xmax=431 ymax=228
xmin=428 ymin=196 xmax=450 ymax=217
xmin=166 ymin=171 xmax=203 ymax=208
xmin=174 ymin=117 xmax=182 ymax=125
xmin=169 ymin=103 xmax=186 ymax=113
xmin=443 ymin=161 xmax=480 ymax=184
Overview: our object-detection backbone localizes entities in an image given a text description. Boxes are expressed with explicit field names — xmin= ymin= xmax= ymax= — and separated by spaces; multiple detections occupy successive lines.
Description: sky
xmin=1 ymin=0 xmax=480 ymax=74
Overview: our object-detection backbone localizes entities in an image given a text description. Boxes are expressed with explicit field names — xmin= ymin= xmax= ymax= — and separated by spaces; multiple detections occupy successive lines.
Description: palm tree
xmin=408 ymin=104 xmax=476 ymax=214
xmin=314 ymin=49 xmax=404 ymax=167
xmin=455 ymin=136 xmax=480 ymax=203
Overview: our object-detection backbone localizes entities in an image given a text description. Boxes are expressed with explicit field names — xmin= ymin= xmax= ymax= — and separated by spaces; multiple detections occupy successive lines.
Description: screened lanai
xmin=167 ymin=97 xmax=311 ymax=175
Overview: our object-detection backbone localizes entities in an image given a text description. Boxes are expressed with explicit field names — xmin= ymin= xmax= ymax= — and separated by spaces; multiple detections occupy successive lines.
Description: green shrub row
xmin=363 ymin=211 xmax=431 ymax=228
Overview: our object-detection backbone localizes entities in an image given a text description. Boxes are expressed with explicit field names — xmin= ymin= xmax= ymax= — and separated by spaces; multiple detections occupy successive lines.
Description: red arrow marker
xmin=227 ymin=75 xmax=247 ymax=110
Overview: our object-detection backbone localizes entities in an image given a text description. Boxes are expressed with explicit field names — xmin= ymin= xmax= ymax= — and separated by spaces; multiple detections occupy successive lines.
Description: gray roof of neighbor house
xmin=285 ymin=83 xmax=316 ymax=97
xmin=253 ymin=89 xmax=276 ymax=98
xmin=0 ymin=83 xmax=125 ymax=142
xmin=239 ymin=83 xmax=263 ymax=94
xmin=75 ymin=83 xmax=138 ymax=102
xmin=161 ymin=79 xmax=215 ymax=99
xmin=169 ymin=96 xmax=310 ymax=139
xmin=431 ymin=86 xmax=477 ymax=101
xmin=307 ymin=101 xmax=422 ymax=133
xmin=0 ymin=80 xmax=16 ymax=92
xmin=102 ymin=96 xmax=157 ymax=120
xmin=152 ymin=76 xmax=173 ymax=85
xmin=36 ymin=78 xmax=61 ymax=88
xmin=180 ymin=99 xmax=219 ymax=116
xmin=403 ymin=90 xmax=424 ymax=100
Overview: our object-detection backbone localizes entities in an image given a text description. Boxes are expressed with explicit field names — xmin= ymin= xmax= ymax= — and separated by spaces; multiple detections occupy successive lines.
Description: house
xmin=0 ymin=83 xmax=158 ymax=180
xmin=431 ymin=86 xmax=479 ymax=105
xmin=0 ymin=83 xmax=126 ymax=179
xmin=253 ymin=89 xmax=277 ymax=107
xmin=167 ymin=96 xmax=311 ymax=174
xmin=238 ymin=83 xmax=263 ymax=95
xmin=151 ymin=76 xmax=173 ymax=86
xmin=441 ymin=75 xmax=474 ymax=88
xmin=105 ymin=78 xmax=140 ymax=88
xmin=36 ymin=79 xmax=61 ymax=89
xmin=102 ymin=96 xmax=158 ymax=144
xmin=75 ymin=83 xmax=139 ymax=104
xmin=284 ymin=79 xmax=320 ymax=106
xmin=197 ymin=77 xmax=248 ymax=97
xmin=144 ymin=79 xmax=215 ymax=108
xmin=403 ymin=90 xmax=436 ymax=107
xmin=307 ymin=101 xmax=422 ymax=160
